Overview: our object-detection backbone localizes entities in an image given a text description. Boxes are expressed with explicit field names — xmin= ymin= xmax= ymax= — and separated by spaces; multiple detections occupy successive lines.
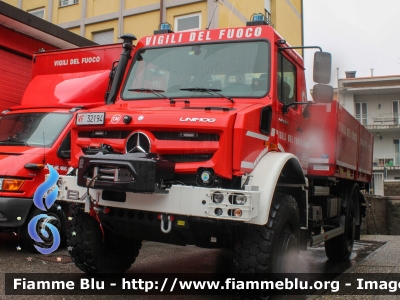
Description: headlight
xmin=212 ymin=192 xmax=224 ymax=204
xmin=235 ymin=195 xmax=247 ymax=205
xmin=214 ymin=208 xmax=223 ymax=216
xmin=230 ymin=194 xmax=247 ymax=205
xmin=1 ymin=179 xmax=25 ymax=191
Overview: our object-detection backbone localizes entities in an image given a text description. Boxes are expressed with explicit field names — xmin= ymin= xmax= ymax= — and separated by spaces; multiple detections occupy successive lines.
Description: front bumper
xmin=0 ymin=197 xmax=33 ymax=228
xmin=56 ymin=175 xmax=260 ymax=223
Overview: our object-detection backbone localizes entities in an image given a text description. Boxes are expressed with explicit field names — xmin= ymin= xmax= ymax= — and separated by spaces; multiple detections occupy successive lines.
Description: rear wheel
xmin=67 ymin=205 xmax=142 ymax=273
xmin=233 ymin=193 xmax=300 ymax=275
xmin=325 ymin=184 xmax=358 ymax=261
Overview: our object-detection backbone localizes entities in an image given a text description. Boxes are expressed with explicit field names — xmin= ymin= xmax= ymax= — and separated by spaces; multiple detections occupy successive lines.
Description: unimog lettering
xmin=179 ymin=117 xmax=216 ymax=122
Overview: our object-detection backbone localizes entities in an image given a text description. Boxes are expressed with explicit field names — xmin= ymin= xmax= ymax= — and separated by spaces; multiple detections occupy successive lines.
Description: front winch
xmin=77 ymin=152 xmax=175 ymax=193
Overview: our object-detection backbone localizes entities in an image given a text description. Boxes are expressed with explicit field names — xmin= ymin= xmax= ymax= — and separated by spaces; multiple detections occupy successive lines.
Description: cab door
xmin=275 ymin=51 xmax=309 ymax=172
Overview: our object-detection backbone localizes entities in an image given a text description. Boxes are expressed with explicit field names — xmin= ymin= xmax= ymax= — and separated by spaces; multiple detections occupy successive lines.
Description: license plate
xmin=76 ymin=112 xmax=105 ymax=125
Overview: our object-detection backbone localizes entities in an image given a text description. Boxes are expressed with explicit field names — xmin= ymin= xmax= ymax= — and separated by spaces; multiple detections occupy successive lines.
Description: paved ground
xmin=0 ymin=233 xmax=396 ymax=299
xmin=309 ymin=235 xmax=400 ymax=299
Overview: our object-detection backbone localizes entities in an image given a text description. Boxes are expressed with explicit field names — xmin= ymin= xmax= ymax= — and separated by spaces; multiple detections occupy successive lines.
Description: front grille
xmin=153 ymin=132 xmax=219 ymax=141
xmin=83 ymin=147 xmax=100 ymax=155
xmin=78 ymin=130 xmax=219 ymax=162
xmin=83 ymin=144 xmax=115 ymax=156
xmin=79 ymin=131 xmax=219 ymax=141
xmin=78 ymin=131 xmax=130 ymax=139
xmin=162 ymin=154 xmax=213 ymax=162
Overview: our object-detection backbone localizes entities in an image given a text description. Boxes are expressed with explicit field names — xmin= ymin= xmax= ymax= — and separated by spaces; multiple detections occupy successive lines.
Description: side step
xmin=311 ymin=226 xmax=344 ymax=246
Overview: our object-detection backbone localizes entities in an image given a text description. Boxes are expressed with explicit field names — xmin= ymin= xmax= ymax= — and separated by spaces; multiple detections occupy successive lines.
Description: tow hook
xmin=158 ymin=214 xmax=174 ymax=234
xmin=87 ymin=192 xmax=105 ymax=241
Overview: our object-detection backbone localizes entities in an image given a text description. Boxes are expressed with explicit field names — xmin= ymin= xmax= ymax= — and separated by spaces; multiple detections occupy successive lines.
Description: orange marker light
xmin=270 ymin=143 xmax=279 ymax=151
xmin=234 ymin=209 xmax=242 ymax=217
xmin=2 ymin=179 xmax=25 ymax=191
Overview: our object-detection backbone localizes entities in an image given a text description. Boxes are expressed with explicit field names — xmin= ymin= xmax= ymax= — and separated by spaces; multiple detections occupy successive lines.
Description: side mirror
xmin=57 ymin=132 xmax=71 ymax=159
xmin=58 ymin=150 xmax=71 ymax=159
xmin=312 ymin=84 xmax=333 ymax=103
xmin=313 ymin=52 xmax=332 ymax=84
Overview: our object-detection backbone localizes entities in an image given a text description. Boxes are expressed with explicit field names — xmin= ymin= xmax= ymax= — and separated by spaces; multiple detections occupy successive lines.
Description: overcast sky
xmin=303 ymin=0 xmax=400 ymax=93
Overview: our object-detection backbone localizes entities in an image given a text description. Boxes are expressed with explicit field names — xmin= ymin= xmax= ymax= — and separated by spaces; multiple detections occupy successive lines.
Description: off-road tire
xmin=325 ymin=184 xmax=358 ymax=261
xmin=22 ymin=206 xmax=66 ymax=253
xmin=233 ymin=193 xmax=300 ymax=275
xmin=67 ymin=204 xmax=142 ymax=274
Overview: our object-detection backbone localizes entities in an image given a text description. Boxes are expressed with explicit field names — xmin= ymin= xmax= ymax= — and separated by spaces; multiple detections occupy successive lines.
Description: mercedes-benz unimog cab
xmin=53 ymin=18 xmax=372 ymax=276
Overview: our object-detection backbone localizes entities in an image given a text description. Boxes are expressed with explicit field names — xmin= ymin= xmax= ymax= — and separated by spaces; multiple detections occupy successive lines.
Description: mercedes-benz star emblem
xmin=126 ymin=132 xmax=151 ymax=154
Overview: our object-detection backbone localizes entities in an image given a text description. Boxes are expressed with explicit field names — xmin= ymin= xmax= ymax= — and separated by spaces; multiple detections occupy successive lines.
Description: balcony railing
xmin=355 ymin=114 xmax=368 ymax=125
xmin=356 ymin=113 xmax=400 ymax=128
xmin=59 ymin=0 xmax=78 ymax=7
xmin=371 ymin=113 xmax=400 ymax=124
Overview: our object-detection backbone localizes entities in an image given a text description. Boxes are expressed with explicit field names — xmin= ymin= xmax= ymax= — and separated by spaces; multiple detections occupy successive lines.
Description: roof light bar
xmin=154 ymin=22 xmax=174 ymax=35
xmin=246 ymin=13 xmax=269 ymax=26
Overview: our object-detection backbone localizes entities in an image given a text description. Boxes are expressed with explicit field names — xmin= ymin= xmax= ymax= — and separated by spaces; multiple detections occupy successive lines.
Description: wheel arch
xmin=246 ymin=152 xmax=307 ymax=226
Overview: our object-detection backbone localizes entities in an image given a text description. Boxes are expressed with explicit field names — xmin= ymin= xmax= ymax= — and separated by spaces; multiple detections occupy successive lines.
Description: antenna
xmin=43 ymin=132 xmax=46 ymax=164
xmin=206 ymin=0 xmax=219 ymax=29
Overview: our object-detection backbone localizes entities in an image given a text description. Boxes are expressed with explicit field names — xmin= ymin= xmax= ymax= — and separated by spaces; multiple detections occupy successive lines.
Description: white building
xmin=338 ymin=72 xmax=400 ymax=195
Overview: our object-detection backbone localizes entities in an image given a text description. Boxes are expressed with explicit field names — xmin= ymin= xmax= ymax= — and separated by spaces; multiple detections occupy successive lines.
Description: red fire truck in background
xmin=0 ymin=44 xmax=122 ymax=251
xmin=54 ymin=19 xmax=373 ymax=275
xmin=0 ymin=0 xmax=96 ymax=112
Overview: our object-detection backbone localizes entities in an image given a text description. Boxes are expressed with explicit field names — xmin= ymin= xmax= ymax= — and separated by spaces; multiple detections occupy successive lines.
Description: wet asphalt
xmin=0 ymin=233 xmax=387 ymax=299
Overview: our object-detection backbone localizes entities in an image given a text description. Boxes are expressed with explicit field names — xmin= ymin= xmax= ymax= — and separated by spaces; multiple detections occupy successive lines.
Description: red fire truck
xmin=0 ymin=44 xmax=122 ymax=251
xmin=54 ymin=20 xmax=373 ymax=274
xmin=0 ymin=0 xmax=96 ymax=113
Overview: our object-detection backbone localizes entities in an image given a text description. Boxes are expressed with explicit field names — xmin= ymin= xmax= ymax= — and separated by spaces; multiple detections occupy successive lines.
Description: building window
xmin=393 ymin=100 xmax=400 ymax=125
xmin=59 ymin=0 xmax=78 ymax=7
xmin=394 ymin=139 xmax=400 ymax=166
xmin=93 ymin=30 xmax=114 ymax=45
xmin=375 ymin=158 xmax=394 ymax=167
xmin=355 ymin=102 xmax=368 ymax=125
xmin=174 ymin=13 xmax=201 ymax=32
xmin=264 ymin=9 xmax=274 ymax=27
xmin=264 ymin=1 xmax=274 ymax=27
xmin=28 ymin=8 xmax=45 ymax=19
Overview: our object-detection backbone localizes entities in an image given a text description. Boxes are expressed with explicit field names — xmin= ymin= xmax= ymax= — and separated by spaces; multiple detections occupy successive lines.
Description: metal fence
xmin=356 ymin=113 xmax=400 ymax=126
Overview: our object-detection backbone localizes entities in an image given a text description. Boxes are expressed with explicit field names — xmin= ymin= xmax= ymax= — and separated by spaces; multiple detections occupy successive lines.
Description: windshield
xmin=0 ymin=113 xmax=72 ymax=147
xmin=122 ymin=41 xmax=270 ymax=100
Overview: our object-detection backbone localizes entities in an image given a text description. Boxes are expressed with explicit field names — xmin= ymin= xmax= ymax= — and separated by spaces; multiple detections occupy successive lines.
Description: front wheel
xmin=67 ymin=205 xmax=142 ymax=273
xmin=233 ymin=193 xmax=300 ymax=275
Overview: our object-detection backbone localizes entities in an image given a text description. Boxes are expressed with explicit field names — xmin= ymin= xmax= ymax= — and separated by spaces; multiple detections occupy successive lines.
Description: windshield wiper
xmin=128 ymin=88 xmax=178 ymax=104
xmin=180 ymin=87 xmax=234 ymax=103
xmin=0 ymin=136 xmax=28 ymax=146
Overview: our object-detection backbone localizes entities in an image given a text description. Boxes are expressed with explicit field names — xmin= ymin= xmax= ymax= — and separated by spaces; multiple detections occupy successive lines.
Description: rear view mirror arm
xmin=282 ymin=102 xmax=314 ymax=114
xmin=278 ymin=46 xmax=322 ymax=52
